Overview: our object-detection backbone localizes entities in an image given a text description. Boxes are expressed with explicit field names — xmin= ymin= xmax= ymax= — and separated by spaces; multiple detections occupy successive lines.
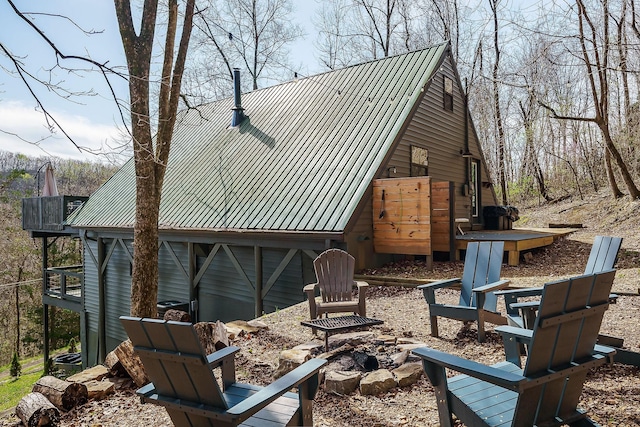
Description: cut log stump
xmin=194 ymin=321 xmax=229 ymax=355
xmin=114 ymin=339 xmax=149 ymax=387
xmin=16 ymin=392 xmax=60 ymax=426
xmin=32 ymin=376 xmax=88 ymax=411
xmin=163 ymin=309 xmax=191 ymax=322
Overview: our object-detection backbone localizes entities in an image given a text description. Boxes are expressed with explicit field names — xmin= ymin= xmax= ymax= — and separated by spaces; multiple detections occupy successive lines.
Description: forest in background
xmin=180 ymin=0 xmax=640 ymax=205
xmin=0 ymin=151 xmax=117 ymax=366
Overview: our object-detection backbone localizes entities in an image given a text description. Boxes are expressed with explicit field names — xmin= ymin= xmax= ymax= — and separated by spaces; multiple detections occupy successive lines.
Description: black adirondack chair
xmin=497 ymin=236 xmax=622 ymax=329
xmin=413 ymin=270 xmax=617 ymax=427
xmin=417 ymin=241 xmax=510 ymax=342
xmin=120 ymin=316 xmax=326 ymax=427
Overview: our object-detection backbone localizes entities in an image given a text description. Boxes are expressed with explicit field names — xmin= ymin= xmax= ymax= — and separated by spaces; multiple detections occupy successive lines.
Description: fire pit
xmin=300 ymin=315 xmax=384 ymax=351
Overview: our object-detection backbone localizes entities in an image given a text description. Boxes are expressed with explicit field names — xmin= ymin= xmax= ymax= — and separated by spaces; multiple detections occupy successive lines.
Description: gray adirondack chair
xmin=413 ymin=269 xmax=617 ymax=427
xmin=304 ymin=248 xmax=368 ymax=320
xmin=417 ymin=241 xmax=510 ymax=342
xmin=498 ymin=236 xmax=622 ymax=329
xmin=120 ymin=316 xmax=326 ymax=427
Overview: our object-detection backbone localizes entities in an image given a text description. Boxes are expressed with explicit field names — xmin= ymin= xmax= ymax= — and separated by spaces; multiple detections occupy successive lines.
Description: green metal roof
xmin=70 ymin=43 xmax=448 ymax=233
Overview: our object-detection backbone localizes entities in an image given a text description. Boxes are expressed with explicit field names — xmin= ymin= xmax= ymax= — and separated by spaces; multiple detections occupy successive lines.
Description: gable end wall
xmin=345 ymin=55 xmax=497 ymax=269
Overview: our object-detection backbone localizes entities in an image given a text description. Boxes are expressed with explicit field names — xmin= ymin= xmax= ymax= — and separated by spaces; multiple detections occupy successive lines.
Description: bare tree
xmin=537 ymin=0 xmax=639 ymax=199
xmin=185 ymin=0 xmax=302 ymax=102
xmin=489 ymin=0 xmax=508 ymax=205
xmin=114 ymin=0 xmax=196 ymax=318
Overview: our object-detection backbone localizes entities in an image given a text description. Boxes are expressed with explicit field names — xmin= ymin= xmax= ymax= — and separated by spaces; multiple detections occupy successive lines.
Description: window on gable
xmin=411 ymin=146 xmax=428 ymax=176
xmin=444 ymin=76 xmax=454 ymax=111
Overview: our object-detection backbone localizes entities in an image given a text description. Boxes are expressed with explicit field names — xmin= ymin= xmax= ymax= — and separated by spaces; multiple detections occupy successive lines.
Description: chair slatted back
xmin=514 ymin=270 xmax=616 ymax=425
xmin=313 ymin=249 xmax=355 ymax=304
xmin=120 ymin=317 xmax=227 ymax=409
xmin=584 ymin=236 xmax=622 ymax=275
xmin=459 ymin=241 xmax=504 ymax=312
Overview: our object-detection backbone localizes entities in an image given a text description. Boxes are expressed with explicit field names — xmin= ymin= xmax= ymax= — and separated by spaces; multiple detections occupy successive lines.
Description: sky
xmin=0 ymin=0 xmax=319 ymax=162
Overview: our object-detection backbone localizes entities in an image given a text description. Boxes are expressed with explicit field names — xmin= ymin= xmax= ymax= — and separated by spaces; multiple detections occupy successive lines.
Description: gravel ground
xmin=2 ymin=192 xmax=639 ymax=426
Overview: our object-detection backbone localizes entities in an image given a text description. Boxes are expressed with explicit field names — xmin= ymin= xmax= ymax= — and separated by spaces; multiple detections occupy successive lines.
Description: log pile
xmin=32 ymin=376 xmax=88 ymax=411
xmin=16 ymin=392 xmax=60 ymax=427
xmin=113 ymin=339 xmax=149 ymax=387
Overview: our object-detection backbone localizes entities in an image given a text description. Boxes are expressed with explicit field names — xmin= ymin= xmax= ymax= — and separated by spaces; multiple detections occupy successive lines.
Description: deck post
xmin=42 ymin=237 xmax=50 ymax=366
xmin=97 ymin=237 xmax=106 ymax=363
xmin=254 ymin=245 xmax=263 ymax=318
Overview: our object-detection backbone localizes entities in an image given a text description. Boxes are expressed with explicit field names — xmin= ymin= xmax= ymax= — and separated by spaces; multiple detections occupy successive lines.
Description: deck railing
xmin=45 ymin=265 xmax=83 ymax=302
xmin=22 ymin=196 xmax=88 ymax=231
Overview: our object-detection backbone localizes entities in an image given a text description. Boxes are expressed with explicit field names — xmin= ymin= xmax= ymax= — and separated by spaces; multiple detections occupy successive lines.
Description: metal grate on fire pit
xmin=301 ymin=315 xmax=384 ymax=351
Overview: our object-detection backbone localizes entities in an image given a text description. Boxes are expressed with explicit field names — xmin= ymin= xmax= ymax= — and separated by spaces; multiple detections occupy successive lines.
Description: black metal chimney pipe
xmin=231 ymin=68 xmax=245 ymax=127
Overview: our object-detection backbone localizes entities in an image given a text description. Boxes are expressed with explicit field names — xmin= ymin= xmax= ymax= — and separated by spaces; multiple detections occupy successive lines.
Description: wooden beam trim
xmin=101 ymin=239 xmax=118 ymax=275
xmin=194 ymin=243 xmax=221 ymax=286
xmin=262 ymin=248 xmax=298 ymax=298
xmin=117 ymin=238 xmax=134 ymax=263
xmin=162 ymin=241 xmax=189 ymax=283
xmin=222 ymin=244 xmax=255 ymax=291
xmin=82 ymin=235 xmax=99 ymax=269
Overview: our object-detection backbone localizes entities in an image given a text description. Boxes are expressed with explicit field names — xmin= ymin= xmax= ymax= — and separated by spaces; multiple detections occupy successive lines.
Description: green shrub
xmin=10 ymin=352 xmax=21 ymax=378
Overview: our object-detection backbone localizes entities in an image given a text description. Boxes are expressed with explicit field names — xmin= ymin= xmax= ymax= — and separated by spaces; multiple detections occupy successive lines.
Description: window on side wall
xmin=444 ymin=76 xmax=454 ymax=111
xmin=411 ymin=146 xmax=428 ymax=176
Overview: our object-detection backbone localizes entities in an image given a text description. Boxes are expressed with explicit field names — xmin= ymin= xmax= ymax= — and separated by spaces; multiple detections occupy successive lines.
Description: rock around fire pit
xmin=276 ymin=330 xmax=427 ymax=396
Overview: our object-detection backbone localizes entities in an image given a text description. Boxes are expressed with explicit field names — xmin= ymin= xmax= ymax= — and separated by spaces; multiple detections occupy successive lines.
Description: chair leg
xmin=430 ymin=316 xmax=439 ymax=337
xmin=477 ymin=311 xmax=486 ymax=342
xmin=421 ymin=361 xmax=455 ymax=427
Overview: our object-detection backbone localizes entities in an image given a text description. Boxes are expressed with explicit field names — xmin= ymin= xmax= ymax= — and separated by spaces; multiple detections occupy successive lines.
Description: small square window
xmin=444 ymin=76 xmax=454 ymax=111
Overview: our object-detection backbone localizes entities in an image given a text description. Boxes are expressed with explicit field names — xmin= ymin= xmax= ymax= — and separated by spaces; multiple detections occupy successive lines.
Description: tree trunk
xmin=16 ymin=392 xmax=60 ymax=427
xmin=604 ymin=147 xmax=624 ymax=198
xmin=599 ymin=122 xmax=639 ymax=198
xmin=32 ymin=376 xmax=88 ymax=411
xmin=491 ymin=0 xmax=508 ymax=205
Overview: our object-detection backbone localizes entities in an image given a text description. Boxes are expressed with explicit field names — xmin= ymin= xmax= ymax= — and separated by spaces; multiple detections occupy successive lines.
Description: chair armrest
xmin=473 ymin=279 xmax=511 ymax=294
xmin=417 ymin=278 xmax=461 ymax=291
xmin=355 ymin=281 xmax=369 ymax=290
xmin=494 ymin=287 xmax=544 ymax=298
xmin=510 ymin=301 xmax=541 ymax=311
xmin=226 ymin=358 xmax=327 ymax=418
xmin=495 ymin=325 xmax=533 ymax=343
xmin=412 ymin=346 xmax=526 ymax=392
xmin=206 ymin=346 xmax=240 ymax=367
xmin=303 ymin=283 xmax=317 ymax=294
xmin=418 ymin=278 xmax=461 ymax=305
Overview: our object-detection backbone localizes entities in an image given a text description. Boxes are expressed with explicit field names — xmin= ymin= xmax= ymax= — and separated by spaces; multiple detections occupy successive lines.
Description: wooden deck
xmin=455 ymin=228 xmax=576 ymax=266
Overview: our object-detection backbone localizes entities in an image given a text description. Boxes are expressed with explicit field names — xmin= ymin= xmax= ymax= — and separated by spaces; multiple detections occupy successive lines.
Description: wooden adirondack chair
xmin=417 ymin=241 xmax=510 ymax=342
xmin=498 ymin=236 xmax=622 ymax=329
xmin=304 ymin=248 xmax=368 ymax=320
xmin=413 ymin=269 xmax=617 ymax=427
xmin=120 ymin=316 xmax=326 ymax=427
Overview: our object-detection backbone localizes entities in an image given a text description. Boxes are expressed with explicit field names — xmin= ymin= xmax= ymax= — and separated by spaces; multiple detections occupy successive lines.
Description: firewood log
xmin=32 ymin=376 xmax=88 ymax=411
xmin=16 ymin=392 xmax=60 ymax=427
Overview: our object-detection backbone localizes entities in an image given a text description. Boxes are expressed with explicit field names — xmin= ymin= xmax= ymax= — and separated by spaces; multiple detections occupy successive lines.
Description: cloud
xmin=0 ymin=101 xmax=130 ymax=162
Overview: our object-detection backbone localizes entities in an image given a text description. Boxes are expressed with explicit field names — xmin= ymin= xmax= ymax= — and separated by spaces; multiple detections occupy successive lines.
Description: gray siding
xmin=196 ymin=246 xmax=313 ymax=322
xmin=158 ymin=242 xmax=192 ymax=303
xmin=197 ymin=245 xmax=256 ymax=322
xmin=83 ymin=239 xmax=99 ymax=365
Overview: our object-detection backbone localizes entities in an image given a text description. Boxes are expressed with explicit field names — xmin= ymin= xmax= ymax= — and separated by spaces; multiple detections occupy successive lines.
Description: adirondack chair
xmin=498 ymin=236 xmax=622 ymax=329
xmin=413 ymin=269 xmax=617 ymax=427
xmin=120 ymin=316 xmax=327 ymax=427
xmin=304 ymin=248 xmax=368 ymax=320
xmin=417 ymin=241 xmax=510 ymax=342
